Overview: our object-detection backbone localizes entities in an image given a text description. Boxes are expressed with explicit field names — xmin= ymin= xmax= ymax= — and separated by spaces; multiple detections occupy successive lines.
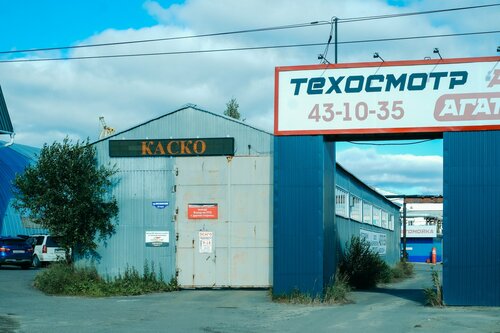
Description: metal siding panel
xmin=86 ymin=163 xmax=176 ymax=281
xmin=323 ymin=141 xmax=336 ymax=285
xmin=444 ymin=131 xmax=500 ymax=306
xmin=335 ymin=166 xmax=401 ymax=266
xmin=273 ymin=136 xmax=326 ymax=296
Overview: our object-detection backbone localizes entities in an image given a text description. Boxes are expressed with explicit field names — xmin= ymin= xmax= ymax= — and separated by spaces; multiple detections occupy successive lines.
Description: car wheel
xmin=21 ymin=264 xmax=31 ymax=270
xmin=32 ymin=255 xmax=41 ymax=268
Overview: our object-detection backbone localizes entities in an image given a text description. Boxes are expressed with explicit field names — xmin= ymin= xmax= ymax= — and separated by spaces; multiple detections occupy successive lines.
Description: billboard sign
xmin=109 ymin=137 xmax=234 ymax=157
xmin=275 ymin=57 xmax=500 ymax=135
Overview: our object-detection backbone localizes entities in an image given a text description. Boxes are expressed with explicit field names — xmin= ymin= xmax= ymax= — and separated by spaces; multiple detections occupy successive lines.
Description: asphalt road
xmin=1 ymin=264 xmax=499 ymax=333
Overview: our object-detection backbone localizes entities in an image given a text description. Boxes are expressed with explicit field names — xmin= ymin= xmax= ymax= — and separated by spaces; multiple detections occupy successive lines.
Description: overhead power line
xmin=0 ymin=3 xmax=498 ymax=56
xmin=339 ymin=3 xmax=500 ymax=22
xmin=347 ymin=139 xmax=437 ymax=146
xmin=0 ymin=30 xmax=498 ymax=64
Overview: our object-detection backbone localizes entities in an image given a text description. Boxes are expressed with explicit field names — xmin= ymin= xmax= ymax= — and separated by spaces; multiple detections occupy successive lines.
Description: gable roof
xmin=0 ymin=86 xmax=14 ymax=134
xmin=92 ymin=104 xmax=272 ymax=145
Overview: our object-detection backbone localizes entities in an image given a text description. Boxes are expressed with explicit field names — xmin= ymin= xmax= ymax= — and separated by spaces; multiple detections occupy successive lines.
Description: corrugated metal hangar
xmin=87 ymin=105 xmax=400 ymax=291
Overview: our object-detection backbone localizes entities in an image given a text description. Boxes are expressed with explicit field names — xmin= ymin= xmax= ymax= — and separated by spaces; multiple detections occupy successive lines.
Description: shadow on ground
xmin=371 ymin=287 xmax=426 ymax=304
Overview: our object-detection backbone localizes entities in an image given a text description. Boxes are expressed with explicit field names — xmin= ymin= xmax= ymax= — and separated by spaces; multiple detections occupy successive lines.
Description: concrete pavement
xmin=1 ymin=264 xmax=498 ymax=333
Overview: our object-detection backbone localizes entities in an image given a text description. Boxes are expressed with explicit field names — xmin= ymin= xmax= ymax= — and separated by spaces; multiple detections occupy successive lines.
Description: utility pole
xmin=334 ymin=17 xmax=338 ymax=64
xmin=385 ymin=194 xmax=408 ymax=261
xmin=402 ymin=199 xmax=407 ymax=260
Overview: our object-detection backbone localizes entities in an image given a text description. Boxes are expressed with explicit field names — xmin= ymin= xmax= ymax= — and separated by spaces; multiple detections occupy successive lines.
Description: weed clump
xmin=423 ymin=268 xmax=444 ymax=307
xmin=324 ymin=270 xmax=352 ymax=304
xmin=34 ymin=261 xmax=178 ymax=297
xmin=272 ymin=270 xmax=352 ymax=305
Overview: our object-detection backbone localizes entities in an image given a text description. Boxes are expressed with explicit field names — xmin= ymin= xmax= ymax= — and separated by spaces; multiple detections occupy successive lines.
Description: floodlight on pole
xmin=433 ymin=48 xmax=443 ymax=59
xmin=373 ymin=52 xmax=385 ymax=62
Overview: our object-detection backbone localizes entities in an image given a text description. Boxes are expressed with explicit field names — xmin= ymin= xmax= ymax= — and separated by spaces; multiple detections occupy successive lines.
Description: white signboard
xmin=402 ymin=225 xmax=437 ymax=238
xmin=360 ymin=229 xmax=387 ymax=255
xmin=145 ymin=231 xmax=169 ymax=247
xmin=199 ymin=231 xmax=213 ymax=253
xmin=275 ymin=57 xmax=500 ymax=135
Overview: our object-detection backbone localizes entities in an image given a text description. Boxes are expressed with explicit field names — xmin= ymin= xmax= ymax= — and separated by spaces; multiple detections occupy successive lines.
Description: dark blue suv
xmin=0 ymin=236 xmax=34 ymax=269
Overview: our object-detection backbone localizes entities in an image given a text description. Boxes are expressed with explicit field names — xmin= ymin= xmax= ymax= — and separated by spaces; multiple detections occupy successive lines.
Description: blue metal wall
xmin=443 ymin=131 xmax=500 ymax=306
xmin=404 ymin=237 xmax=443 ymax=263
xmin=273 ymin=136 xmax=336 ymax=296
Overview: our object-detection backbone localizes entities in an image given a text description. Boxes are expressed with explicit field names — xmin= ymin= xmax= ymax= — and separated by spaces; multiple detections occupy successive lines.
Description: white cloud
xmin=337 ymin=147 xmax=443 ymax=194
xmin=0 ymin=0 xmax=494 ymax=193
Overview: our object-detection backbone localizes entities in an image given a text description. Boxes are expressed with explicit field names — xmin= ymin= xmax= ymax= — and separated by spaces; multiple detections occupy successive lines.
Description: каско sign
xmin=109 ymin=138 xmax=234 ymax=157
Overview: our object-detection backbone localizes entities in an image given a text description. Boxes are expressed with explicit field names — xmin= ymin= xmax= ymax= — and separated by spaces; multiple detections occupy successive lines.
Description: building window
xmin=350 ymin=195 xmax=362 ymax=222
xmin=381 ymin=210 xmax=388 ymax=229
xmin=389 ymin=214 xmax=394 ymax=231
xmin=363 ymin=202 xmax=372 ymax=224
xmin=373 ymin=207 xmax=381 ymax=227
xmin=335 ymin=187 xmax=349 ymax=218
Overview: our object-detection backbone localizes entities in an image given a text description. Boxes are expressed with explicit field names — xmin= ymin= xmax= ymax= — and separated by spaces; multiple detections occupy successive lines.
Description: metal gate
xmin=174 ymin=156 xmax=272 ymax=288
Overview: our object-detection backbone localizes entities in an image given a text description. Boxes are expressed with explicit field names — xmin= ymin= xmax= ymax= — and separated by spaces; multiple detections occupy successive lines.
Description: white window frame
xmin=373 ymin=207 xmax=381 ymax=227
xmin=335 ymin=187 xmax=349 ymax=218
xmin=389 ymin=214 xmax=394 ymax=231
xmin=350 ymin=195 xmax=362 ymax=222
xmin=381 ymin=210 xmax=389 ymax=229
xmin=363 ymin=202 xmax=372 ymax=224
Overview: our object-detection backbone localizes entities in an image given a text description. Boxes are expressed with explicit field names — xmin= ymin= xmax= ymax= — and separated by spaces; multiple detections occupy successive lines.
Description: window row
xmin=335 ymin=186 xmax=395 ymax=231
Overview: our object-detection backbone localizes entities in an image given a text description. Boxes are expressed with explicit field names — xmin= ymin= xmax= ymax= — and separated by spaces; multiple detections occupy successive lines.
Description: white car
xmin=32 ymin=235 xmax=68 ymax=267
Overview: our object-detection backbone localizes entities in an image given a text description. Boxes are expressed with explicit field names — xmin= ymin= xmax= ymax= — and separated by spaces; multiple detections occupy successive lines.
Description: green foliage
xmin=324 ymin=270 xmax=352 ymax=304
xmin=339 ymin=236 xmax=390 ymax=289
xmin=424 ymin=268 xmax=445 ymax=307
xmin=13 ymin=137 xmax=119 ymax=258
xmin=224 ymin=98 xmax=241 ymax=120
xmin=34 ymin=262 xmax=178 ymax=297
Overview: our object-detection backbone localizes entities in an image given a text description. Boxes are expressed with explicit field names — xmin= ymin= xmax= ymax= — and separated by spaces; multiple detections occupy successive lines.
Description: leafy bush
xmin=423 ymin=268 xmax=444 ymax=307
xmin=339 ymin=236 xmax=390 ymax=289
xmin=34 ymin=261 xmax=178 ymax=297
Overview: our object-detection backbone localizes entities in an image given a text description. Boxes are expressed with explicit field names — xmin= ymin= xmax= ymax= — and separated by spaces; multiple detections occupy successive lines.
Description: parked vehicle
xmin=0 ymin=236 xmax=34 ymax=269
xmin=32 ymin=235 xmax=68 ymax=267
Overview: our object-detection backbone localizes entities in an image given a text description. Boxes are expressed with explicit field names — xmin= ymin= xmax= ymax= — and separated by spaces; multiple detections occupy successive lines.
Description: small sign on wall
xmin=199 ymin=231 xmax=213 ymax=253
xmin=152 ymin=201 xmax=169 ymax=209
xmin=145 ymin=231 xmax=169 ymax=247
xmin=188 ymin=204 xmax=218 ymax=219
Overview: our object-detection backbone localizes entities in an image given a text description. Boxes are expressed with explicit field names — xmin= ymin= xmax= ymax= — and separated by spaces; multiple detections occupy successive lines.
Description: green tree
xmin=13 ymin=137 xmax=119 ymax=259
xmin=224 ymin=98 xmax=241 ymax=120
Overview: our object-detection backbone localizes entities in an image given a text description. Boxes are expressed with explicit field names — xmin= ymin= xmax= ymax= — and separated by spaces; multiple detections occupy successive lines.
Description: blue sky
xmin=0 ymin=0 xmax=498 ymax=195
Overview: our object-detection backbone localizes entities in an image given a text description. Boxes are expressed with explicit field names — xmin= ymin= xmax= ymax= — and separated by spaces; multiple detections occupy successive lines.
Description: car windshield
xmin=2 ymin=239 xmax=27 ymax=246
xmin=46 ymin=236 xmax=62 ymax=247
